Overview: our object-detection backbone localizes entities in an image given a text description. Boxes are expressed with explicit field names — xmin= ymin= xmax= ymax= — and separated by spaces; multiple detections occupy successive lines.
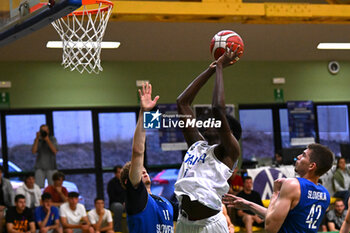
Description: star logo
xmin=150 ymin=110 xmax=162 ymax=122
xmin=144 ymin=110 xmax=162 ymax=129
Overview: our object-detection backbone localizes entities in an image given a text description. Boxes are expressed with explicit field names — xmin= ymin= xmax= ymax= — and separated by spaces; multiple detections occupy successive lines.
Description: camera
xmin=328 ymin=61 xmax=340 ymax=75
xmin=40 ymin=130 xmax=48 ymax=138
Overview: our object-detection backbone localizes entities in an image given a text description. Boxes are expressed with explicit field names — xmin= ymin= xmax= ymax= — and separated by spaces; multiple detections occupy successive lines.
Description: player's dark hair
xmin=0 ymin=166 xmax=4 ymax=173
xmin=94 ymin=197 xmax=104 ymax=203
xmin=15 ymin=194 xmax=25 ymax=202
xmin=52 ymin=171 xmax=65 ymax=181
xmin=41 ymin=192 xmax=52 ymax=201
xmin=243 ymin=176 xmax=252 ymax=183
xmin=24 ymin=173 xmax=35 ymax=183
xmin=113 ymin=165 xmax=123 ymax=173
xmin=336 ymin=157 xmax=346 ymax=169
xmin=68 ymin=192 xmax=79 ymax=198
xmin=120 ymin=161 xmax=132 ymax=190
xmin=308 ymin=143 xmax=334 ymax=177
xmin=334 ymin=199 xmax=345 ymax=206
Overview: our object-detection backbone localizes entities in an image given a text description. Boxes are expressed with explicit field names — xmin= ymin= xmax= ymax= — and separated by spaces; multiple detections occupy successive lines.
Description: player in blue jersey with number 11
xmin=223 ymin=143 xmax=334 ymax=233
xmin=120 ymin=82 xmax=178 ymax=233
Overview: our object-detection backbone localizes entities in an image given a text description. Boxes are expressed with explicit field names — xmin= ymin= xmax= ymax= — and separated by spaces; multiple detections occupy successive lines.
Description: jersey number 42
xmin=306 ymin=204 xmax=322 ymax=229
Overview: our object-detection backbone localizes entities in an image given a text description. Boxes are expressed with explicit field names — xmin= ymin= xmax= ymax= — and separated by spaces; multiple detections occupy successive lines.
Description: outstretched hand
xmin=217 ymin=43 xmax=242 ymax=67
xmin=139 ymin=82 xmax=160 ymax=112
xmin=222 ymin=194 xmax=251 ymax=210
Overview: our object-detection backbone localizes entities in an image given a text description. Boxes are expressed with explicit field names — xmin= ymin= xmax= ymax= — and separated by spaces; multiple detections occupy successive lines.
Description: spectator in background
xmin=44 ymin=172 xmax=68 ymax=207
xmin=6 ymin=194 xmax=35 ymax=233
xmin=333 ymin=157 xmax=350 ymax=208
xmin=0 ymin=165 xmax=14 ymax=233
xmin=35 ymin=193 xmax=62 ymax=233
xmin=318 ymin=215 xmax=328 ymax=232
xmin=32 ymin=124 xmax=58 ymax=188
xmin=60 ymin=192 xmax=93 ymax=233
xmin=16 ymin=174 xmax=42 ymax=211
xmin=88 ymin=198 xmax=113 ymax=233
xmin=273 ymin=150 xmax=283 ymax=167
xmin=228 ymin=167 xmax=243 ymax=195
xmin=107 ymin=165 xmax=125 ymax=232
xmin=326 ymin=199 xmax=347 ymax=231
xmin=236 ymin=176 xmax=264 ymax=233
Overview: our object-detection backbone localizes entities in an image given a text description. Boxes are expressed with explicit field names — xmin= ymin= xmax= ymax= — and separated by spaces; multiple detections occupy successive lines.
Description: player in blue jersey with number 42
xmin=223 ymin=143 xmax=334 ymax=233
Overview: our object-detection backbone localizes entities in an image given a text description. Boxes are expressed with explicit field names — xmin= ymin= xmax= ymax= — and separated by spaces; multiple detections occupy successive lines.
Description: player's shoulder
xmin=281 ymin=178 xmax=300 ymax=192
xmin=188 ymin=140 xmax=208 ymax=151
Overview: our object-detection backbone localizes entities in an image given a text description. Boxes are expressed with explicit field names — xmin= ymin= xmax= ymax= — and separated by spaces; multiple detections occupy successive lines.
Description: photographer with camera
xmin=32 ymin=124 xmax=58 ymax=188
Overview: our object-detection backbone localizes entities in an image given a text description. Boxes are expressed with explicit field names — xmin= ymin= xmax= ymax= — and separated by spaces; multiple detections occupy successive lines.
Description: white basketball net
xmin=51 ymin=3 xmax=113 ymax=74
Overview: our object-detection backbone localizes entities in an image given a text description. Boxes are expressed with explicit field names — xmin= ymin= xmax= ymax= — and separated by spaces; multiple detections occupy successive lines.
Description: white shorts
xmin=176 ymin=210 xmax=229 ymax=233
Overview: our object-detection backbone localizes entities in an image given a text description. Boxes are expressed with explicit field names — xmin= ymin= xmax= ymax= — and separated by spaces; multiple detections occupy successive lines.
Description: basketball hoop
xmin=51 ymin=0 xmax=113 ymax=74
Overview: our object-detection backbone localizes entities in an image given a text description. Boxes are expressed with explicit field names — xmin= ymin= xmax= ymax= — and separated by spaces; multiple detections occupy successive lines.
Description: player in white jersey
xmin=174 ymin=44 xmax=242 ymax=233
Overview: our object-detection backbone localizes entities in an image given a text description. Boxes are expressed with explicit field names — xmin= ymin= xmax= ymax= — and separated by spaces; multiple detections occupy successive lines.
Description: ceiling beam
xmin=110 ymin=0 xmax=350 ymax=24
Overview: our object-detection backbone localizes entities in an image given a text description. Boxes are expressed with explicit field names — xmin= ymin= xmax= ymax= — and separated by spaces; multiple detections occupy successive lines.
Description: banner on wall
xmin=247 ymin=166 xmax=295 ymax=200
xmin=287 ymin=101 xmax=316 ymax=146
xmin=247 ymin=165 xmax=338 ymax=199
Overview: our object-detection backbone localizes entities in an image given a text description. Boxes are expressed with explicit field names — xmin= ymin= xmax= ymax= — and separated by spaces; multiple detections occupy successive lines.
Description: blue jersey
xmin=278 ymin=178 xmax=330 ymax=233
xmin=127 ymin=193 xmax=174 ymax=233
xmin=35 ymin=206 xmax=60 ymax=226
xmin=125 ymin=177 xmax=175 ymax=233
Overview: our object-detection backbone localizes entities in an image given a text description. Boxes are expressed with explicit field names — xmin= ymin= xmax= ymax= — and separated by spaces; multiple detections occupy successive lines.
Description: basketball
xmin=210 ymin=30 xmax=244 ymax=63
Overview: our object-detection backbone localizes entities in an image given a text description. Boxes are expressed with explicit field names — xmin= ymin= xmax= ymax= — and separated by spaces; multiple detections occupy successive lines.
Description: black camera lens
xmin=40 ymin=130 xmax=48 ymax=138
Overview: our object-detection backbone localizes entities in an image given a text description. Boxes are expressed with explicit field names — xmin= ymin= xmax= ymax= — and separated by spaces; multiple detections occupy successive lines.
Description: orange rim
xmin=69 ymin=0 xmax=113 ymax=16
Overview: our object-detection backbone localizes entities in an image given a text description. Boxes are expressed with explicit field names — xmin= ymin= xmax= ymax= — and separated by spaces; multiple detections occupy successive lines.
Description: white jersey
xmin=174 ymin=141 xmax=235 ymax=211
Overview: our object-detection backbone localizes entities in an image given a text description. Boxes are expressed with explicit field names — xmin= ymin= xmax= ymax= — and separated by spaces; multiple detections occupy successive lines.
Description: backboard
xmin=0 ymin=0 xmax=81 ymax=46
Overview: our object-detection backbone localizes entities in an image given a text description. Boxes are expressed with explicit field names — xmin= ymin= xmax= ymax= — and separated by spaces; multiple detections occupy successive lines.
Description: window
xmin=279 ymin=109 xmax=290 ymax=148
xmin=65 ymin=173 xmax=96 ymax=210
xmin=317 ymin=105 xmax=349 ymax=156
xmin=239 ymin=109 xmax=274 ymax=161
xmin=146 ymin=130 xmax=183 ymax=167
xmin=6 ymin=114 xmax=46 ymax=172
xmin=53 ymin=111 xmax=94 ymax=169
xmin=99 ymin=112 xmax=136 ymax=168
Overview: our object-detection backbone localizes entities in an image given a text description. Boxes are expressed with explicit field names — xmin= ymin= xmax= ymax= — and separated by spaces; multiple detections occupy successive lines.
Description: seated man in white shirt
xmin=87 ymin=198 xmax=113 ymax=233
xmin=60 ymin=192 xmax=94 ymax=233
xmin=16 ymin=174 xmax=42 ymax=211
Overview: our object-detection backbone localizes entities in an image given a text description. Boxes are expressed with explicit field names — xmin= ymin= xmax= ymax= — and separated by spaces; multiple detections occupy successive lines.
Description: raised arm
xmin=129 ymin=83 xmax=159 ymax=187
xmin=213 ymin=45 xmax=241 ymax=167
xmin=32 ymin=132 xmax=40 ymax=154
xmin=265 ymin=178 xmax=299 ymax=233
xmin=176 ymin=62 xmax=216 ymax=146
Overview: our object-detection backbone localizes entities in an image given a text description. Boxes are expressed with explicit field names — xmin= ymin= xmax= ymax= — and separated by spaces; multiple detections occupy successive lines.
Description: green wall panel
xmin=0 ymin=61 xmax=349 ymax=109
